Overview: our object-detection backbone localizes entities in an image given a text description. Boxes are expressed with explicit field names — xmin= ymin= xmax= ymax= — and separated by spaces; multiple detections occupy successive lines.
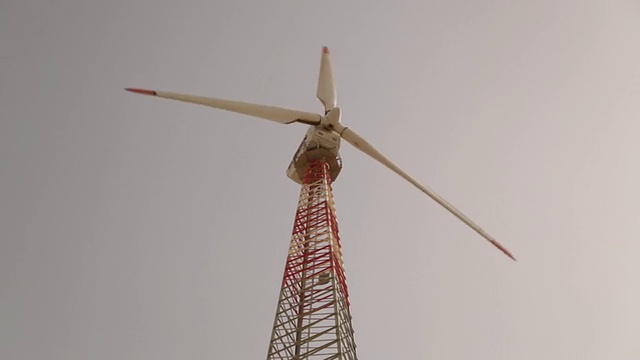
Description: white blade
xmin=339 ymin=126 xmax=516 ymax=260
xmin=316 ymin=47 xmax=337 ymax=112
xmin=125 ymin=88 xmax=322 ymax=125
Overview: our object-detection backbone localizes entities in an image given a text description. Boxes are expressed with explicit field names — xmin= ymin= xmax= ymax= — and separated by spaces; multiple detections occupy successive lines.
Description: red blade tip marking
xmin=323 ymin=46 xmax=329 ymax=54
xmin=125 ymin=88 xmax=157 ymax=96
xmin=491 ymin=240 xmax=517 ymax=261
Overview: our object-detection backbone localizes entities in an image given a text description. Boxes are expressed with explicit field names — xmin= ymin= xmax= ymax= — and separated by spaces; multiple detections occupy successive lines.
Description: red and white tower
xmin=267 ymin=157 xmax=357 ymax=360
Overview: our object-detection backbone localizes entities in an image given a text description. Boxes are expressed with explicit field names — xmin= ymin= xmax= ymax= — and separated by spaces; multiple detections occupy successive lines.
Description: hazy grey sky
xmin=1 ymin=1 xmax=639 ymax=359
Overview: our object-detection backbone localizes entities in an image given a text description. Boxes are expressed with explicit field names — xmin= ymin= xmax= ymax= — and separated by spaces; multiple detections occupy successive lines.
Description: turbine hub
xmin=321 ymin=107 xmax=341 ymax=130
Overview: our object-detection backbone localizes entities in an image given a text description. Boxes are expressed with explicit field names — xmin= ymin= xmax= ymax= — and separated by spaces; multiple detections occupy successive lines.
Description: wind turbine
xmin=125 ymin=46 xmax=515 ymax=360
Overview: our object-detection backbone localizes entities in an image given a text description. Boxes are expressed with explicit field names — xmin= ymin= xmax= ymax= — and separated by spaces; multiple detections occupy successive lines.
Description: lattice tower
xmin=266 ymin=159 xmax=357 ymax=360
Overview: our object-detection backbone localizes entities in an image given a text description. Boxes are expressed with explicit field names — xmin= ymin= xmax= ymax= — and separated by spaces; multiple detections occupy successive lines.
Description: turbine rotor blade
xmin=316 ymin=47 xmax=337 ymax=112
xmin=337 ymin=125 xmax=516 ymax=261
xmin=125 ymin=88 xmax=322 ymax=125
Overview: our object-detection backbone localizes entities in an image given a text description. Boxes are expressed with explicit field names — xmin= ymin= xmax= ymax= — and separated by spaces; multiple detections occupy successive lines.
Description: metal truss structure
xmin=267 ymin=159 xmax=357 ymax=360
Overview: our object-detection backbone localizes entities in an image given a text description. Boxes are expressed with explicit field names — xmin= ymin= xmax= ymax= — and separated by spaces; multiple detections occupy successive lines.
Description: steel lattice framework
xmin=267 ymin=159 xmax=357 ymax=360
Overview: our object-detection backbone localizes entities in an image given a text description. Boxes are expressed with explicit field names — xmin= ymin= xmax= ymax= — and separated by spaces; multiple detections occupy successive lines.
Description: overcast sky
xmin=1 ymin=1 xmax=639 ymax=359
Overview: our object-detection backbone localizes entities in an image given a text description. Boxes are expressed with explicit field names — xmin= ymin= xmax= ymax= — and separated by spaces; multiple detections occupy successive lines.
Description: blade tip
xmin=505 ymin=250 xmax=517 ymax=261
xmin=490 ymin=240 xmax=517 ymax=261
xmin=125 ymin=88 xmax=157 ymax=96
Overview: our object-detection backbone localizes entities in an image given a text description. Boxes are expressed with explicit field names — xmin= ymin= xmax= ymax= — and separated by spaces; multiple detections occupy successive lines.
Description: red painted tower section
xmin=267 ymin=159 xmax=357 ymax=360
